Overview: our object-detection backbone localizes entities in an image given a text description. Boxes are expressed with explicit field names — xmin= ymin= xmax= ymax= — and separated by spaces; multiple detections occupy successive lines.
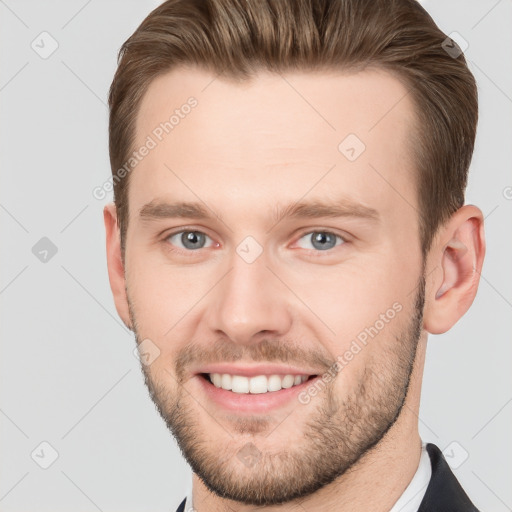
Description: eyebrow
xmin=139 ymin=198 xmax=380 ymax=224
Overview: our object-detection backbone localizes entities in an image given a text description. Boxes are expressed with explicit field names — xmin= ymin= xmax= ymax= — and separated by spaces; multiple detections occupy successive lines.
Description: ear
xmin=104 ymin=202 xmax=132 ymax=330
xmin=423 ymin=204 xmax=486 ymax=334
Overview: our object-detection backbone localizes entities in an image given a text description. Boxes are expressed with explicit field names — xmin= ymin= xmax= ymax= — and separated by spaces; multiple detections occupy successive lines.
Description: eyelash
xmin=162 ymin=228 xmax=348 ymax=256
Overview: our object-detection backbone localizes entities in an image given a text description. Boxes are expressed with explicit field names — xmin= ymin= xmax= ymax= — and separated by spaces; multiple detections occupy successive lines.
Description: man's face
xmin=123 ymin=66 xmax=426 ymax=506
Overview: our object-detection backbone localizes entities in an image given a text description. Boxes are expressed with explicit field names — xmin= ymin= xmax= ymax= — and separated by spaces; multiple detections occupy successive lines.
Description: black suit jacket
xmin=175 ymin=443 xmax=480 ymax=511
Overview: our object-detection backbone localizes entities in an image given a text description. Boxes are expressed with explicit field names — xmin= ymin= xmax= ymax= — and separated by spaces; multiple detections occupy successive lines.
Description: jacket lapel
xmin=418 ymin=443 xmax=479 ymax=511
xmin=175 ymin=497 xmax=186 ymax=512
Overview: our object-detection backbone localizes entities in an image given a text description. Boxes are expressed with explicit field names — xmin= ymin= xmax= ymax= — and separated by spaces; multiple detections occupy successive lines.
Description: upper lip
xmin=194 ymin=364 xmax=322 ymax=377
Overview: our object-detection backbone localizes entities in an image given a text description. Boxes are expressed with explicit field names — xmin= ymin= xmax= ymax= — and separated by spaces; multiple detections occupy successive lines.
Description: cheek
xmin=285 ymin=257 xmax=408 ymax=338
xmin=126 ymin=252 xmax=204 ymax=336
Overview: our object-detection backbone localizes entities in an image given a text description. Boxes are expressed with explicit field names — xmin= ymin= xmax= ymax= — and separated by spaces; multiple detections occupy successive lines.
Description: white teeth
xmin=231 ymin=375 xmax=250 ymax=394
xmin=268 ymin=375 xmax=282 ymax=392
xmin=281 ymin=375 xmax=295 ymax=388
xmin=221 ymin=373 xmax=232 ymax=390
xmin=208 ymin=373 xmax=310 ymax=394
xmin=249 ymin=375 xmax=268 ymax=394
xmin=212 ymin=373 xmax=222 ymax=388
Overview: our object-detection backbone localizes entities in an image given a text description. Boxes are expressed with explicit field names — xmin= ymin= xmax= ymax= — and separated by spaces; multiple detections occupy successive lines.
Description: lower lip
xmin=196 ymin=374 xmax=320 ymax=414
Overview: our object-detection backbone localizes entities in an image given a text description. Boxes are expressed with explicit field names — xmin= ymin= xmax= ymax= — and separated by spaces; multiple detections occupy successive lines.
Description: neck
xmin=192 ymin=335 xmax=427 ymax=512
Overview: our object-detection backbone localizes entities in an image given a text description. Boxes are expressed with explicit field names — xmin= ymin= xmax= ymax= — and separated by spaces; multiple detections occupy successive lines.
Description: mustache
xmin=172 ymin=337 xmax=335 ymax=381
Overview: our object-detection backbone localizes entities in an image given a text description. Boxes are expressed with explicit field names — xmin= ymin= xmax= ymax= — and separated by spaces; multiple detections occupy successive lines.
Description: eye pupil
xmin=182 ymin=231 xmax=205 ymax=249
xmin=311 ymin=232 xmax=336 ymax=250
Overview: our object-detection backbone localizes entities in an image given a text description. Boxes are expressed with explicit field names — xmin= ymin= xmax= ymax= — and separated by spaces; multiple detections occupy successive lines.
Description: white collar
xmin=388 ymin=441 xmax=431 ymax=512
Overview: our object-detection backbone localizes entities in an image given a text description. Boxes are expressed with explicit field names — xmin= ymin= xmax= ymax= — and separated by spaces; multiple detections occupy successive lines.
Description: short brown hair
xmin=108 ymin=0 xmax=477 ymax=259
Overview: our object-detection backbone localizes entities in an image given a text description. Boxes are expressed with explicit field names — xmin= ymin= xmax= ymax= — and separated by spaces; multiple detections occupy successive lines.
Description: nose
xmin=206 ymin=250 xmax=293 ymax=345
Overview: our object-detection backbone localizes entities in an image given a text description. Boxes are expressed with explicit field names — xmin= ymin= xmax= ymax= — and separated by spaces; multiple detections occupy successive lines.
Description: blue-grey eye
xmin=296 ymin=231 xmax=344 ymax=251
xmin=167 ymin=231 xmax=213 ymax=250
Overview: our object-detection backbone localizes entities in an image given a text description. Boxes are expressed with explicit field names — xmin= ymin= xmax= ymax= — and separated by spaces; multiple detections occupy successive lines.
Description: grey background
xmin=1 ymin=0 xmax=511 ymax=511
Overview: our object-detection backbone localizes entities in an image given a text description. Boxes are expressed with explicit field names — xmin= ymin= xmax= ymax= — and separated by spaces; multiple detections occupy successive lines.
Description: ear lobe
xmin=423 ymin=205 xmax=486 ymax=334
xmin=104 ymin=202 xmax=132 ymax=330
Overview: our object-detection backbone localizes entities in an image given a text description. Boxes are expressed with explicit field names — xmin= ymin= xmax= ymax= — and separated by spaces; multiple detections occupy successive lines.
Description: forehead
xmin=129 ymin=65 xmax=418 ymax=227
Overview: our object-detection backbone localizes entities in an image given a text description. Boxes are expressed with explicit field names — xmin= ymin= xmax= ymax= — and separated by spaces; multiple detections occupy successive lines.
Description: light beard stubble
xmin=128 ymin=273 xmax=426 ymax=507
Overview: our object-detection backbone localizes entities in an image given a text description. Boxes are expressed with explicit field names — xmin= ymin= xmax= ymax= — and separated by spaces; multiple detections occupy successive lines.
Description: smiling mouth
xmin=199 ymin=373 xmax=318 ymax=394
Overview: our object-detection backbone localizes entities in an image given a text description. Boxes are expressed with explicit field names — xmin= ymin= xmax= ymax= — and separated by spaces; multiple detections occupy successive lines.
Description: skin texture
xmin=104 ymin=66 xmax=486 ymax=511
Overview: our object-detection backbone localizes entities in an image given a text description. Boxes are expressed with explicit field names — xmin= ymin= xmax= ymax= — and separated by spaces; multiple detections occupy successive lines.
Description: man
xmin=104 ymin=0 xmax=485 ymax=510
